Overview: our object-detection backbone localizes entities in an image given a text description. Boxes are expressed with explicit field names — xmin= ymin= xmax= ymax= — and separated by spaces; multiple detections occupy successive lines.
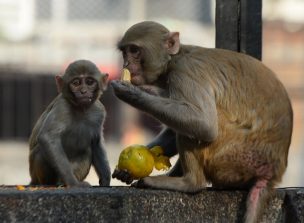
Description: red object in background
xmin=97 ymin=64 xmax=120 ymax=80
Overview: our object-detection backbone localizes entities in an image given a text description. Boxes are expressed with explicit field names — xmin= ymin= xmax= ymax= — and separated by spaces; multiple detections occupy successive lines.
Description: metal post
xmin=215 ymin=0 xmax=262 ymax=60
xmin=239 ymin=0 xmax=262 ymax=60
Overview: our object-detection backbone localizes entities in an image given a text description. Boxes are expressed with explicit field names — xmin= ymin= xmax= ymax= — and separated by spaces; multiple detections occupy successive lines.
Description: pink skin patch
xmin=250 ymin=179 xmax=267 ymax=203
xmin=256 ymin=164 xmax=273 ymax=179
xmin=222 ymin=151 xmax=274 ymax=179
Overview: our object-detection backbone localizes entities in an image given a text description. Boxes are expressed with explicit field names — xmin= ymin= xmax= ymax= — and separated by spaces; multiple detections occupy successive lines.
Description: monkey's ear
xmin=166 ymin=32 xmax=180 ymax=55
xmin=100 ymin=73 xmax=109 ymax=91
xmin=55 ymin=75 xmax=64 ymax=93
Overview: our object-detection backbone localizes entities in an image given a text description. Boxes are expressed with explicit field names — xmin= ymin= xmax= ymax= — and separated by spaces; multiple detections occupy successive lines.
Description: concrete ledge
xmin=0 ymin=187 xmax=303 ymax=222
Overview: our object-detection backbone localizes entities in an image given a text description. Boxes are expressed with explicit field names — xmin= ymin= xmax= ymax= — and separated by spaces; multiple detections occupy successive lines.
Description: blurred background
xmin=0 ymin=0 xmax=303 ymax=187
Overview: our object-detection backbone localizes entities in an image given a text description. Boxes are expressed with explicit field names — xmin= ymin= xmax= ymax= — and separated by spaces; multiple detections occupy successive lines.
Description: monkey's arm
xmin=38 ymin=133 xmax=80 ymax=186
xmin=36 ymin=108 xmax=80 ymax=186
xmin=92 ymin=137 xmax=111 ymax=186
xmin=146 ymin=128 xmax=177 ymax=157
xmin=111 ymin=80 xmax=218 ymax=142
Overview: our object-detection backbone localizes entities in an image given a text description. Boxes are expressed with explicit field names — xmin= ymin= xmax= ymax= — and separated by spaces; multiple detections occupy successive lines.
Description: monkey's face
xmin=120 ymin=43 xmax=171 ymax=87
xmin=118 ymin=22 xmax=180 ymax=87
xmin=121 ymin=44 xmax=145 ymax=86
xmin=57 ymin=60 xmax=108 ymax=109
xmin=69 ymin=75 xmax=99 ymax=107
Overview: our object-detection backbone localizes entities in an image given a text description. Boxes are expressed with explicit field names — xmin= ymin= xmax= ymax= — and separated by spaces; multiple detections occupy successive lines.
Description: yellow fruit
xmin=16 ymin=185 xmax=26 ymax=191
xmin=150 ymin=146 xmax=164 ymax=157
xmin=121 ymin=68 xmax=131 ymax=81
xmin=117 ymin=144 xmax=154 ymax=179
xmin=154 ymin=155 xmax=172 ymax=171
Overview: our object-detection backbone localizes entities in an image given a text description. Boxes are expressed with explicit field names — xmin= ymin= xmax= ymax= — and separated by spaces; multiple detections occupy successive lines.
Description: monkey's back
xmin=208 ymin=48 xmax=292 ymax=149
xmin=172 ymin=46 xmax=292 ymax=135
xmin=171 ymin=46 xmax=293 ymax=182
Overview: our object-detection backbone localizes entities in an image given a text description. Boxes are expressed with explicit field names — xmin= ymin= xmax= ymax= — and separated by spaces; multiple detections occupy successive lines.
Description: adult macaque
xmin=29 ymin=60 xmax=111 ymax=187
xmin=111 ymin=21 xmax=293 ymax=222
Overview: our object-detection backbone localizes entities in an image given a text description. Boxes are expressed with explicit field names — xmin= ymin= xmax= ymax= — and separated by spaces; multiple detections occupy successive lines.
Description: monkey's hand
xmin=138 ymin=85 xmax=163 ymax=96
xmin=112 ymin=167 xmax=134 ymax=185
xmin=111 ymin=80 xmax=141 ymax=98
xmin=111 ymin=80 xmax=161 ymax=96
xmin=111 ymin=80 xmax=160 ymax=109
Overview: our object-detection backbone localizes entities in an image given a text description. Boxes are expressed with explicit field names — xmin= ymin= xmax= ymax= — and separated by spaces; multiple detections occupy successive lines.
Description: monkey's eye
xmin=129 ymin=45 xmax=139 ymax=53
xmin=71 ymin=79 xmax=81 ymax=86
xmin=85 ymin=78 xmax=95 ymax=86
xmin=129 ymin=45 xmax=140 ymax=58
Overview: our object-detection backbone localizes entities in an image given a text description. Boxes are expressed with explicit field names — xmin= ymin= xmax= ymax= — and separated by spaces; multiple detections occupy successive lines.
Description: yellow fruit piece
xmin=121 ymin=68 xmax=131 ymax=81
xmin=150 ymin=146 xmax=164 ymax=157
xmin=154 ymin=155 xmax=172 ymax=171
xmin=118 ymin=144 xmax=154 ymax=179
xmin=16 ymin=185 xmax=25 ymax=191
xmin=150 ymin=146 xmax=171 ymax=170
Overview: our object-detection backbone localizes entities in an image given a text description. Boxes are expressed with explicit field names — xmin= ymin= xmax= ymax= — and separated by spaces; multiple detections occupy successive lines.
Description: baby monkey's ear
xmin=55 ymin=75 xmax=64 ymax=93
xmin=100 ymin=73 xmax=109 ymax=91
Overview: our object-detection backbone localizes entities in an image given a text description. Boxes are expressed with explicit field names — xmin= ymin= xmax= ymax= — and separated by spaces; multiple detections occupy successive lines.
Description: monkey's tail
xmin=244 ymin=179 xmax=272 ymax=223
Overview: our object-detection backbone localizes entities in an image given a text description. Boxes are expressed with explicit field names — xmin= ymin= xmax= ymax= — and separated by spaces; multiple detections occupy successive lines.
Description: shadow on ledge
xmin=0 ymin=187 xmax=303 ymax=222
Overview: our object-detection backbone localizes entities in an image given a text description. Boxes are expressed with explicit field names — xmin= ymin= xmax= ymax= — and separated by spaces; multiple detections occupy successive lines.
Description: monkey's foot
xmin=69 ymin=181 xmax=91 ymax=188
xmin=131 ymin=178 xmax=151 ymax=189
xmin=132 ymin=176 xmax=204 ymax=193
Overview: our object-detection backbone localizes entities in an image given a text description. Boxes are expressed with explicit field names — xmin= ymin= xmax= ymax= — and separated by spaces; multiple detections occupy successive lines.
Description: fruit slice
xmin=121 ymin=68 xmax=131 ymax=81
xmin=150 ymin=146 xmax=164 ymax=157
xmin=154 ymin=155 xmax=171 ymax=171
xmin=150 ymin=146 xmax=171 ymax=170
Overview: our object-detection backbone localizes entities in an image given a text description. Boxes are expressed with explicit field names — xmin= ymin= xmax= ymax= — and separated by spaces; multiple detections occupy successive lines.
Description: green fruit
xmin=118 ymin=145 xmax=154 ymax=179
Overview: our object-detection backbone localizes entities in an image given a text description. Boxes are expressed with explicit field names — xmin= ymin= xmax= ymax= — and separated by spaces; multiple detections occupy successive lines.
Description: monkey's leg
xmin=135 ymin=150 xmax=206 ymax=193
xmin=208 ymin=147 xmax=274 ymax=223
xmin=30 ymin=150 xmax=58 ymax=185
xmin=92 ymin=139 xmax=111 ymax=186
xmin=208 ymin=146 xmax=274 ymax=188
xmin=166 ymin=158 xmax=183 ymax=177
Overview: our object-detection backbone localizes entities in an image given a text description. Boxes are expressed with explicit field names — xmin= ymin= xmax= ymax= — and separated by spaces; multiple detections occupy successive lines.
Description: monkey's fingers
xmin=111 ymin=80 xmax=132 ymax=90
xmin=116 ymin=169 xmax=133 ymax=184
xmin=111 ymin=80 xmax=141 ymax=104
xmin=112 ymin=167 xmax=122 ymax=178
xmin=110 ymin=80 xmax=128 ymax=95
xmin=112 ymin=168 xmax=134 ymax=185
xmin=123 ymin=174 xmax=134 ymax=185
xmin=138 ymin=85 xmax=158 ymax=96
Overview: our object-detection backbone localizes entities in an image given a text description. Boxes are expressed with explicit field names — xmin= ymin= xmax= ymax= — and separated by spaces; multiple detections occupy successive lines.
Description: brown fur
xmin=111 ymin=21 xmax=293 ymax=223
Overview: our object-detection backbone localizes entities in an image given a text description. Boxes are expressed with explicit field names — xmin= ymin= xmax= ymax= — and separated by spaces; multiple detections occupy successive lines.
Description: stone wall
xmin=0 ymin=187 xmax=303 ymax=222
